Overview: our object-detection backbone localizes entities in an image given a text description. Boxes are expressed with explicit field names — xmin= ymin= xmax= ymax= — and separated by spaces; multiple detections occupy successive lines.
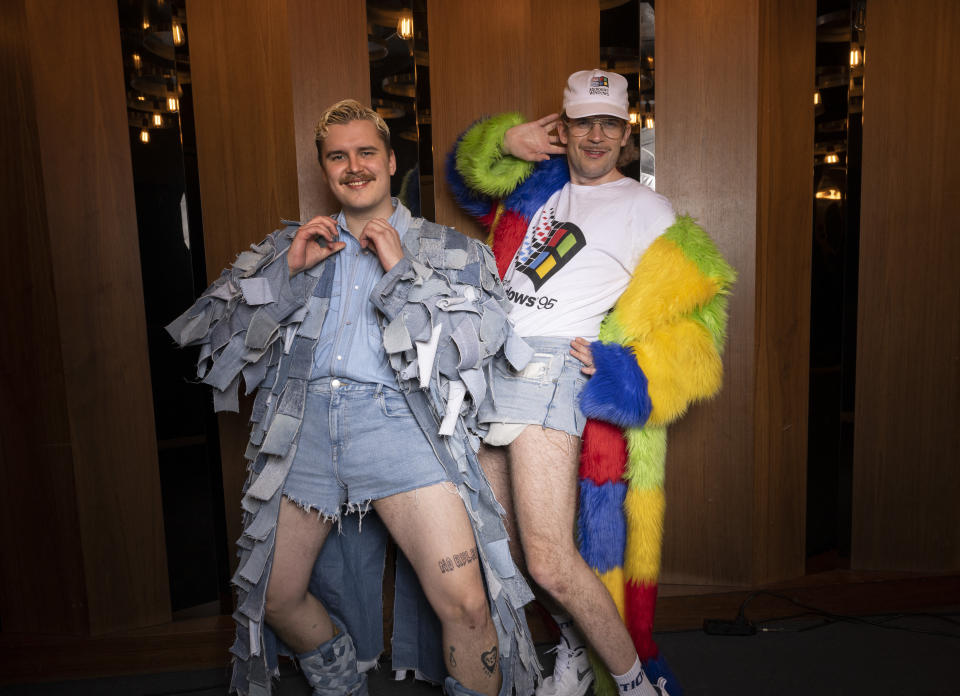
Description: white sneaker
xmin=536 ymin=642 xmax=593 ymax=696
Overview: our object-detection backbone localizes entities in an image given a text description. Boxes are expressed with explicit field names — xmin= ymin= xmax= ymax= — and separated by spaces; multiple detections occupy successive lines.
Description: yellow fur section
xmin=597 ymin=567 xmax=626 ymax=620
xmin=612 ymin=237 xmax=721 ymax=341
xmin=487 ymin=203 xmax=505 ymax=247
xmin=629 ymin=318 xmax=723 ymax=426
xmin=624 ymin=486 xmax=665 ymax=583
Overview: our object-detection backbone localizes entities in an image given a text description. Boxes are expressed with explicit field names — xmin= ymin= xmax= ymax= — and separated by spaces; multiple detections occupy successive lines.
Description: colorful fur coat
xmin=449 ymin=113 xmax=736 ymax=696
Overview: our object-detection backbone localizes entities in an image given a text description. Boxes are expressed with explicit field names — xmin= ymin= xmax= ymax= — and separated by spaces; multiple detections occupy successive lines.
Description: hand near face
xmin=288 ymin=215 xmax=346 ymax=276
xmin=359 ymin=217 xmax=404 ymax=272
xmin=570 ymin=337 xmax=596 ymax=376
xmin=503 ymin=113 xmax=567 ymax=162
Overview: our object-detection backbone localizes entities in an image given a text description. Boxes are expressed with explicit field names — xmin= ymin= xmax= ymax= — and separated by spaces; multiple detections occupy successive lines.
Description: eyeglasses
xmin=563 ymin=116 xmax=627 ymax=138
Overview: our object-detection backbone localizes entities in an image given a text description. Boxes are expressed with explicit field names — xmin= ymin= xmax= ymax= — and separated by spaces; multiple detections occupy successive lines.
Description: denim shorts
xmin=478 ymin=336 xmax=588 ymax=440
xmin=282 ymin=378 xmax=448 ymax=519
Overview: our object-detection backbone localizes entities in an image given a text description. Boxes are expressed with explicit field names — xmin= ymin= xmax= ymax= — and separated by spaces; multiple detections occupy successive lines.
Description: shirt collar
xmin=335 ymin=198 xmax=412 ymax=239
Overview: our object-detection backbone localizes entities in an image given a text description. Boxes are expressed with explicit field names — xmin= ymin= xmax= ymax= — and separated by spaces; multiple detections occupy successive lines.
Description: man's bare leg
xmin=264 ymin=497 xmax=336 ymax=653
xmin=375 ymin=482 xmax=500 ymax=696
xmin=509 ymin=425 xmax=638 ymax=675
xmin=478 ymin=443 xmax=563 ymax=615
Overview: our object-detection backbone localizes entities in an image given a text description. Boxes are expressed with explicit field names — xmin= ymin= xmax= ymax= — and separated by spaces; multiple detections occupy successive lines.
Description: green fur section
xmin=589 ymin=651 xmax=617 ymax=696
xmin=690 ymin=292 xmax=730 ymax=353
xmin=455 ymin=112 xmax=534 ymax=197
xmin=624 ymin=426 xmax=667 ymax=490
xmin=663 ymin=215 xmax=738 ymax=287
xmin=597 ymin=312 xmax=628 ymax=344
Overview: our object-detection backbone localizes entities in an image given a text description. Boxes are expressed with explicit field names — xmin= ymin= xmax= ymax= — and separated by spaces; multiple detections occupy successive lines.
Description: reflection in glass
xmin=367 ymin=0 xmax=432 ymax=219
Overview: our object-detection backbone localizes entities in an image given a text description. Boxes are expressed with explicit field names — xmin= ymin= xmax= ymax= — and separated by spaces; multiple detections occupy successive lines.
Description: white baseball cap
xmin=562 ymin=69 xmax=629 ymax=120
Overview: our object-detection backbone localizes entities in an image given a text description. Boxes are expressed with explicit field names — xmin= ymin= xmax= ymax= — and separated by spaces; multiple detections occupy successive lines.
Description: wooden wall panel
xmin=188 ymin=0 xmax=369 ymax=567
xmin=0 ymin=0 xmax=88 ymax=635
xmin=753 ymin=0 xmax=814 ymax=583
xmin=0 ymin=0 xmax=170 ymax=634
xmin=852 ymin=1 xmax=960 ymax=571
xmin=658 ymin=0 xmax=812 ymax=585
xmin=287 ymin=0 xmax=370 ymax=222
xmin=428 ymin=0 xmax=598 ymax=237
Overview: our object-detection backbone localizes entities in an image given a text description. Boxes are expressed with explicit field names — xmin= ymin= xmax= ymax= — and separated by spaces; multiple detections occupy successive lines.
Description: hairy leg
xmin=509 ymin=425 xmax=637 ymax=674
xmin=375 ymin=483 xmax=500 ymax=696
xmin=263 ymin=497 xmax=335 ymax=654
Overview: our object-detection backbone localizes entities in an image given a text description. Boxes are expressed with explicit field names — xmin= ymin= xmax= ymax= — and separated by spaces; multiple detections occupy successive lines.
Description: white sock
xmin=612 ymin=657 xmax=657 ymax=695
xmin=551 ymin=613 xmax=585 ymax=651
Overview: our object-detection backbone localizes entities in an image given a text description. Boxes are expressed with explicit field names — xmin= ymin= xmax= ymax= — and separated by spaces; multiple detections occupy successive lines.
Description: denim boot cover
xmin=296 ymin=619 xmax=368 ymax=696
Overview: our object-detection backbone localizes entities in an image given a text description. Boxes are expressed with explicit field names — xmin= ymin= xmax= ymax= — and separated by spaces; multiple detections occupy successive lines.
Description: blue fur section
xmin=644 ymin=654 xmax=683 ymax=696
xmin=578 ymin=341 xmax=652 ymax=427
xmin=446 ymin=137 xmax=494 ymax=219
xmin=577 ymin=479 xmax=626 ymax=574
xmin=502 ymin=156 xmax=570 ymax=220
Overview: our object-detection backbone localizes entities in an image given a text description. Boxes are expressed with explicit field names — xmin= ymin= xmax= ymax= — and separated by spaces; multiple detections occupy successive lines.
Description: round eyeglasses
xmin=563 ymin=116 xmax=627 ymax=139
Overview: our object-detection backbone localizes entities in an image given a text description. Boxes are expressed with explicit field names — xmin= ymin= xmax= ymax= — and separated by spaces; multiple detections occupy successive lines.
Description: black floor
xmin=2 ymin=612 xmax=958 ymax=695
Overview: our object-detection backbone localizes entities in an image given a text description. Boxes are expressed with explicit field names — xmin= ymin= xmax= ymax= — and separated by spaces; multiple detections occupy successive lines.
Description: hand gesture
xmin=288 ymin=215 xmax=346 ymax=277
xmin=570 ymin=337 xmax=596 ymax=376
xmin=359 ymin=218 xmax=404 ymax=272
xmin=503 ymin=113 xmax=567 ymax=162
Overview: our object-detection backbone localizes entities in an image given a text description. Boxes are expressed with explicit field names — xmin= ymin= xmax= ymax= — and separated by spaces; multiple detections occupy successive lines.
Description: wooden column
xmin=851 ymin=1 xmax=960 ymax=571
xmin=0 ymin=0 xmax=170 ymax=634
xmin=428 ymin=0 xmax=599 ymax=236
xmin=187 ymin=0 xmax=370 ymax=561
xmin=657 ymin=0 xmax=814 ymax=586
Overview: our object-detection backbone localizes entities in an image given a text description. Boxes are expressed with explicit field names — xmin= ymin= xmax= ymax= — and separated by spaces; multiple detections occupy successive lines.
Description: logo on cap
xmin=590 ymin=76 xmax=609 ymax=88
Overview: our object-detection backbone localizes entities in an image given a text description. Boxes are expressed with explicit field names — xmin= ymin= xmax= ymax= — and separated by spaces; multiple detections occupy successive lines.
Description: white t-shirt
xmin=502 ymin=177 xmax=675 ymax=341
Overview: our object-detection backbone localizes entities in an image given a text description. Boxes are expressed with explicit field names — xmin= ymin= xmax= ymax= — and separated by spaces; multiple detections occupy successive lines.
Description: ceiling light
xmin=172 ymin=22 xmax=185 ymax=46
xmin=825 ymin=152 xmax=839 ymax=164
xmin=816 ymin=188 xmax=842 ymax=200
xmin=167 ymin=96 xmax=178 ymax=111
xmin=152 ymin=113 xmax=163 ymax=127
xmin=397 ymin=14 xmax=413 ymax=40
xmin=140 ymin=129 xmax=150 ymax=144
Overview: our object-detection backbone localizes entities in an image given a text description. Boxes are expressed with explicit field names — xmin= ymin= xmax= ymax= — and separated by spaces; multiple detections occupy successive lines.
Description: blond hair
xmin=314 ymin=99 xmax=391 ymax=153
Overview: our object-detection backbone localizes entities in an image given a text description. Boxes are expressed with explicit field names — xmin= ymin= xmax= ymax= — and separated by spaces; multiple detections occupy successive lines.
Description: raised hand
xmin=503 ymin=113 xmax=567 ymax=162
xmin=358 ymin=217 xmax=404 ymax=272
xmin=570 ymin=337 xmax=596 ymax=376
xmin=288 ymin=215 xmax=346 ymax=277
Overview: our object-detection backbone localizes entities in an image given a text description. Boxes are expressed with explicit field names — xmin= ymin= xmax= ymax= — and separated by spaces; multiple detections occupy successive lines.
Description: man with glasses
xmin=448 ymin=70 xmax=735 ymax=696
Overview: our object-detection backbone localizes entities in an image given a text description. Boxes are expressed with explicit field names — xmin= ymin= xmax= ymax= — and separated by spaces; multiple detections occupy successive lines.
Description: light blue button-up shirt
xmin=312 ymin=199 xmax=411 ymax=388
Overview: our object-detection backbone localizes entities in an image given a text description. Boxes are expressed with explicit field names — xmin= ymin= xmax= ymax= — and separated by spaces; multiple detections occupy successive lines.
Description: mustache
xmin=340 ymin=172 xmax=375 ymax=184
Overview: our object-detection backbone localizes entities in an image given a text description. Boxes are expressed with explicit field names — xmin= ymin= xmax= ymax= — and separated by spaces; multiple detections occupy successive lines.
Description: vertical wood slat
xmin=0 ymin=0 xmax=170 ymax=634
xmin=187 ymin=0 xmax=370 ymax=568
xmin=287 ymin=0 xmax=370 ymax=223
xmin=852 ymin=1 xmax=960 ymax=571
xmin=657 ymin=0 xmax=813 ymax=585
xmin=428 ymin=0 xmax=598 ymax=237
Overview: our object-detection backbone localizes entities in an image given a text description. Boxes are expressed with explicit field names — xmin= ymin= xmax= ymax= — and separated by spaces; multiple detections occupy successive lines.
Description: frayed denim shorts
xmin=282 ymin=378 xmax=448 ymax=519
xmin=478 ymin=336 xmax=588 ymax=441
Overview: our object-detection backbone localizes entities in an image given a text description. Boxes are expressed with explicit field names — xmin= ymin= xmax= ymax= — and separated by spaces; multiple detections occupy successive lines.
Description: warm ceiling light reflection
xmin=140 ymin=129 xmax=150 ymax=144
xmin=814 ymin=91 xmax=821 ymax=105
xmin=629 ymin=112 xmax=639 ymax=125
xmin=850 ymin=47 xmax=861 ymax=66
xmin=152 ymin=112 xmax=163 ymax=127
xmin=816 ymin=188 xmax=842 ymax=200
xmin=167 ymin=96 xmax=178 ymax=111
xmin=172 ymin=22 xmax=185 ymax=46
xmin=132 ymin=53 xmax=142 ymax=70
xmin=644 ymin=116 xmax=654 ymax=129
xmin=142 ymin=18 xmax=150 ymax=30
xmin=825 ymin=153 xmax=839 ymax=164
xmin=397 ymin=15 xmax=413 ymax=40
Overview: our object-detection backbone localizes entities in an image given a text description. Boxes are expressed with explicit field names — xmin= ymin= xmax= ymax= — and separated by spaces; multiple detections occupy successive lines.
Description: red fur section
xmin=492 ymin=210 xmax=529 ymax=279
xmin=625 ymin=580 xmax=659 ymax=661
xmin=479 ymin=201 xmax=499 ymax=227
xmin=579 ymin=419 xmax=628 ymax=484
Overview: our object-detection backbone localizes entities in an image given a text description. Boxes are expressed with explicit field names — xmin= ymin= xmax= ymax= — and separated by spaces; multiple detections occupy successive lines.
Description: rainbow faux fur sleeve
xmin=580 ymin=215 xmax=736 ymax=427
xmin=577 ymin=215 xmax=735 ymax=696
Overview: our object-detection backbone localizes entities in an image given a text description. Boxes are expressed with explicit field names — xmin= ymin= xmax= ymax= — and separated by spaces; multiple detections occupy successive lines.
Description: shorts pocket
xmin=378 ymin=390 xmax=412 ymax=418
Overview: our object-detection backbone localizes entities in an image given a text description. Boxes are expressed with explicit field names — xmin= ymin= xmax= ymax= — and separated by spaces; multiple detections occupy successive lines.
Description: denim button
xmin=331 ymin=379 xmax=342 ymax=389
